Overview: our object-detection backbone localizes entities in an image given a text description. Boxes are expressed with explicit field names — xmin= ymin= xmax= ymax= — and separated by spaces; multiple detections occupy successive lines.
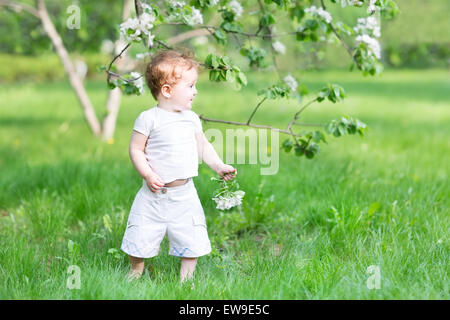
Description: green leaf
xmin=282 ymin=139 xmax=293 ymax=152
xmin=289 ymin=6 xmax=305 ymax=22
xmin=225 ymin=69 xmax=233 ymax=82
xmin=305 ymin=19 xmax=318 ymax=30
xmin=237 ymin=71 xmax=247 ymax=86
xmin=220 ymin=56 xmax=231 ymax=66
xmin=205 ymin=54 xmax=213 ymax=67
xmin=209 ymin=70 xmax=216 ymax=81
xmin=313 ymin=131 xmax=326 ymax=143
xmin=294 ymin=144 xmax=305 ymax=157
xmin=260 ymin=13 xmax=276 ymax=27
xmin=213 ymin=29 xmax=227 ymax=45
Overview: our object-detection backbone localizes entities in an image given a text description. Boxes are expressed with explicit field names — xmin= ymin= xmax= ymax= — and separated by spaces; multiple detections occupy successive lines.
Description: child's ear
xmin=161 ymin=84 xmax=171 ymax=98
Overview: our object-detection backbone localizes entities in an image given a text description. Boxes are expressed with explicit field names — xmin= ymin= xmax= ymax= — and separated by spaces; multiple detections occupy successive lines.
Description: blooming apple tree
xmin=106 ymin=0 xmax=400 ymax=160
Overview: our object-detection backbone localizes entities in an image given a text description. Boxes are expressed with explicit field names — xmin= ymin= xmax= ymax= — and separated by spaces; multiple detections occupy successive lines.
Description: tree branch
xmin=320 ymin=0 xmax=362 ymax=69
xmin=36 ymin=0 xmax=101 ymax=136
xmin=0 ymin=0 xmax=39 ymax=18
xmin=199 ymin=115 xmax=322 ymax=138
xmin=257 ymin=0 xmax=282 ymax=81
xmin=286 ymin=97 xmax=319 ymax=131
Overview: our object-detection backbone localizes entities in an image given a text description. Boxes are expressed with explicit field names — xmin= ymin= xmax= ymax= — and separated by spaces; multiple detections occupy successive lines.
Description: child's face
xmin=163 ymin=67 xmax=198 ymax=112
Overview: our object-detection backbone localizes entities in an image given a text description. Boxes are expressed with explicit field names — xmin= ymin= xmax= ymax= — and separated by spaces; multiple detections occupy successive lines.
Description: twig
xmin=0 ymin=0 xmax=39 ymax=18
xmin=286 ymin=97 xmax=319 ymax=131
xmin=106 ymin=43 xmax=131 ymax=82
xmin=246 ymin=97 xmax=267 ymax=125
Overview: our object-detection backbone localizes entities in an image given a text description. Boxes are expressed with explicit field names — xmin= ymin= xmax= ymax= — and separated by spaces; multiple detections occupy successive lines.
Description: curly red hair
xmin=145 ymin=49 xmax=200 ymax=100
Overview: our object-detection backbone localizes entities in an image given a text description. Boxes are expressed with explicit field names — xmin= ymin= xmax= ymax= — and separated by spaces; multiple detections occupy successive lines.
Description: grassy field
xmin=0 ymin=68 xmax=448 ymax=299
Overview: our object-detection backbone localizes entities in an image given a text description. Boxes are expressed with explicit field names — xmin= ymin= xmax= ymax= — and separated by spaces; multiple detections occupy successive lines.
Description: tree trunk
xmin=36 ymin=0 xmax=101 ymax=136
xmin=101 ymin=0 xmax=134 ymax=141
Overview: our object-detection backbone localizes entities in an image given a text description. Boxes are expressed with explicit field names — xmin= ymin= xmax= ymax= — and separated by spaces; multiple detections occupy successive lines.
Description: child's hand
xmin=145 ymin=172 xmax=165 ymax=193
xmin=216 ymin=164 xmax=237 ymax=181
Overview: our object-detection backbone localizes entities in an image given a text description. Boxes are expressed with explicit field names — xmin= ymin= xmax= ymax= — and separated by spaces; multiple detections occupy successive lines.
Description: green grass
xmin=0 ymin=68 xmax=449 ymax=299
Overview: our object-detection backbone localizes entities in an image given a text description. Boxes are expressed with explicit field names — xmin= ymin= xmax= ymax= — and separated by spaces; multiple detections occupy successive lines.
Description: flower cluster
xmin=168 ymin=1 xmax=185 ymax=9
xmin=130 ymin=72 xmax=144 ymax=95
xmin=189 ymin=7 xmax=203 ymax=25
xmin=354 ymin=16 xmax=381 ymax=38
xmin=341 ymin=0 xmax=377 ymax=14
xmin=304 ymin=5 xmax=332 ymax=24
xmin=213 ymin=190 xmax=245 ymax=210
xmin=211 ymin=176 xmax=245 ymax=211
xmin=283 ymin=74 xmax=298 ymax=92
xmin=228 ymin=0 xmax=243 ymax=18
xmin=119 ymin=4 xmax=155 ymax=45
xmin=353 ymin=12 xmax=381 ymax=60
xmin=367 ymin=0 xmax=377 ymax=14
xmin=340 ymin=0 xmax=363 ymax=7
xmin=355 ymin=34 xmax=381 ymax=59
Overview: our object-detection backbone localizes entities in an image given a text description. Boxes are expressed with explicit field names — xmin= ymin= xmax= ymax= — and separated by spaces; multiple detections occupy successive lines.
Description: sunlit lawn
xmin=0 ymin=68 xmax=448 ymax=299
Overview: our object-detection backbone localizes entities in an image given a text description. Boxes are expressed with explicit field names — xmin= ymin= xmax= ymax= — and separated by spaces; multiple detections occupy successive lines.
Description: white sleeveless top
xmin=133 ymin=106 xmax=202 ymax=184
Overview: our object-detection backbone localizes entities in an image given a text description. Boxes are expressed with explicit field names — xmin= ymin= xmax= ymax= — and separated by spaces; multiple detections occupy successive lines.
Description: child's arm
xmin=129 ymin=130 xmax=165 ymax=192
xmin=195 ymin=131 xmax=237 ymax=181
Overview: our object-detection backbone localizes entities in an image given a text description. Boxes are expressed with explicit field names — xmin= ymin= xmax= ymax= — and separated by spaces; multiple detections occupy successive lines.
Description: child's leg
xmin=128 ymin=255 xmax=145 ymax=279
xmin=180 ymin=257 xmax=197 ymax=283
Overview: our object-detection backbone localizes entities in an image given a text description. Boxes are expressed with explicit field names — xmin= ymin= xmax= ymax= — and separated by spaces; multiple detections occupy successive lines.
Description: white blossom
xmin=209 ymin=0 xmax=219 ymax=6
xmin=354 ymin=16 xmax=381 ymax=38
xmin=283 ymin=74 xmax=298 ymax=92
xmin=355 ymin=34 xmax=381 ymax=59
xmin=140 ymin=12 xmax=155 ymax=30
xmin=213 ymin=190 xmax=245 ymax=210
xmin=169 ymin=1 xmax=186 ymax=8
xmin=130 ymin=72 xmax=144 ymax=95
xmin=141 ymin=3 xmax=153 ymax=13
xmin=228 ymin=0 xmax=243 ymax=18
xmin=272 ymin=41 xmax=286 ymax=55
xmin=367 ymin=0 xmax=377 ymax=14
xmin=341 ymin=0 xmax=363 ymax=7
xmin=341 ymin=0 xmax=376 ymax=13
xmin=120 ymin=18 xmax=140 ymax=42
xmin=304 ymin=5 xmax=332 ymax=24
xmin=119 ymin=6 xmax=156 ymax=44
xmin=188 ymin=7 xmax=203 ymax=25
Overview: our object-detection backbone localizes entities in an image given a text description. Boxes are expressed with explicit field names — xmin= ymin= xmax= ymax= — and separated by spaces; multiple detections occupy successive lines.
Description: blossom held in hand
xmin=211 ymin=177 xmax=245 ymax=211
xmin=213 ymin=191 xmax=245 ymax=210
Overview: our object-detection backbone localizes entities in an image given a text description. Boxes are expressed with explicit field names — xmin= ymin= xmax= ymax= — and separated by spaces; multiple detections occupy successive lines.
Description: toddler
xmin=120 ymin=50 xmax=237 ymax=283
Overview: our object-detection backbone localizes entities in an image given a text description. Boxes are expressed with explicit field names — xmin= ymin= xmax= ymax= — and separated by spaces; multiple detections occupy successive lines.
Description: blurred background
xmin=0 ymin=0 xmax=448 ymax=83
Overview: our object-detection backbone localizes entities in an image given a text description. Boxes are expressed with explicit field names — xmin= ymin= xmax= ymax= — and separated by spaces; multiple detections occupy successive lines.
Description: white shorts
xmin=120 ymin=178 xmax=212 ymax=258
